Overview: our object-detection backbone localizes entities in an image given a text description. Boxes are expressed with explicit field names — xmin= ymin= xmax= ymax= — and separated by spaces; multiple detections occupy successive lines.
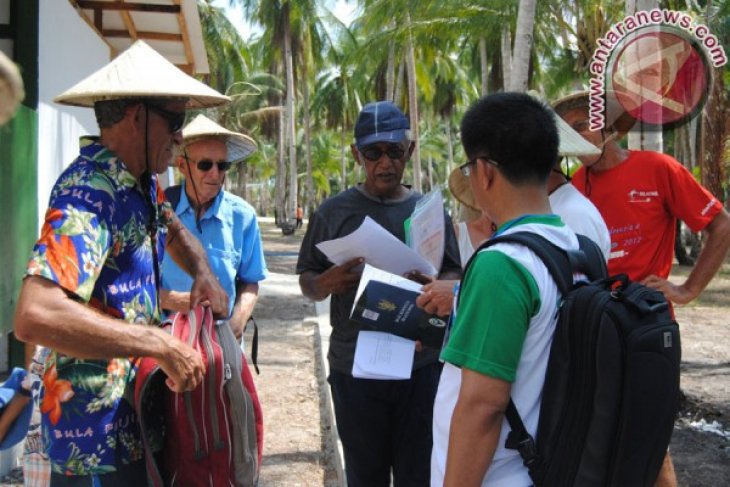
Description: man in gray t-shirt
xmin=297 ymin=101 xmax=461 ymax=487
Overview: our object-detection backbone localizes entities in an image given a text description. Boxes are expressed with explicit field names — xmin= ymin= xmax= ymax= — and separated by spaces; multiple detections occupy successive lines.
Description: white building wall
xmin=37 ymin=1 xmax=109 ymax=224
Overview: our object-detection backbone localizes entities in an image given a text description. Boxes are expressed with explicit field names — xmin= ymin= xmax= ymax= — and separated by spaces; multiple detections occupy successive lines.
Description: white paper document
xmin=352 ymin=331 xmax=416 ymax=380
xmin=315 ymin=216 xmax=436 ymax=276
xmin=408 ymin=186 xmax=445 ymax=273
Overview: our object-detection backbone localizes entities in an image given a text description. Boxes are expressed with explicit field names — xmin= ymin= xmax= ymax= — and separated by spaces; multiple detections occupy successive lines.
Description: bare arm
xmin=165 ymin=214 xmax=228 ymax=316
xmin=444 ymin=368 xmax=511 ymax=487
xmin=159 ymin=289 xmax=192 ymax=313
xmin=298 ymin=257 xmax=364 ymax=301
xmin=229 ymin=281 xmax=259 ymax=339
xmin=0 ymin=394 xmax=30 ymax=443
xmin=14 ymin=276 xmax=205 ymax=392
xmin=643 ymin=210 xmax=730 ymax=304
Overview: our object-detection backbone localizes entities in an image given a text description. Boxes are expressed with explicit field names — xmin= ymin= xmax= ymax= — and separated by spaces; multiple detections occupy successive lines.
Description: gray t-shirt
xmin=296 ymin=185 xmax=462 ymax=374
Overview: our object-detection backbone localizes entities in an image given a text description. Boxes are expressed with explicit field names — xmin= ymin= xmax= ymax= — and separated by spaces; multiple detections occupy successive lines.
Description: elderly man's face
xmin=145 ymin=99 xmax=186 ymax=174
xmin=351 ymin=141 xmax=412 ymax=198
xmin=178 ymin=138 xmax=229 ymax=207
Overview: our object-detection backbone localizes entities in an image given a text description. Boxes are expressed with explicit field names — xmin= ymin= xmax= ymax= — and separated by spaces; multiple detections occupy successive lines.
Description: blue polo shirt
xmin=161 ymin=186 xmax=268 ymax=316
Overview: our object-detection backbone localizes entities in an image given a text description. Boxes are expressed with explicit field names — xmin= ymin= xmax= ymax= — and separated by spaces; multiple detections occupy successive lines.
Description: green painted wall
xmin=0 ymin=106 xmax=38 ymax=336
xmin=0 ymin=0 xmax=39 ymax=367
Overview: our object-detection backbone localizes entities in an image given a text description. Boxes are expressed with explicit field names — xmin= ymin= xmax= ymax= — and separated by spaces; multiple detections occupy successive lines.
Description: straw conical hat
xmin=448 ymin=167 xmax=478 ymax=211
xmin=554 ymin=113 xmax=601 ymax=157
xmin=0 ymin=51 xmax=24 ymax=125
xmin=54 ymin=41 xmax=229 ymax=109
xmin=553 ymin=90 xmax=636 ymax=138
xmin=183 ymin=114 xmax=257 ymax=162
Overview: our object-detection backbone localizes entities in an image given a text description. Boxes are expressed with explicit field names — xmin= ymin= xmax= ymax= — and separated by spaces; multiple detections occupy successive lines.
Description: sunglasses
xmin=358 ymin=144 xmax=407 ymax=162
xmin=196 ymin=159 xmax=232 ymax=172
xmin=146 ymin=104 xmax=186 ymax=133
xmin=459 ymin=157 xmax=500 ymax=177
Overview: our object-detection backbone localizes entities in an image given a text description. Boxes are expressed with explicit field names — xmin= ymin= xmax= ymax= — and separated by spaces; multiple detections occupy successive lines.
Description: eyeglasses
xmin=459 ymin=157 xmax=499 ymax=177
xmin=570 ymin=120 xmax=591 ymax=133
xmin=196 ymin=159 xmax=232 ymax=172
xmin=358 ymin=144 xmax=407 ymax=162
xmin=146 ymin=103 xmax=186 ymax=133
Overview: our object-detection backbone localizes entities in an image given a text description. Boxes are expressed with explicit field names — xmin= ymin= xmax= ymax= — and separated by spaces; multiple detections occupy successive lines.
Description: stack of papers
xmin=352 ymin=331 xmax=415 ymax=380
xmin=315 ymin=216 xmax=436 ymax=276
xmin=407 ymin=185 xmax=445 ymax=274
xmin=350 ymin=264 xmax=447 ymax=348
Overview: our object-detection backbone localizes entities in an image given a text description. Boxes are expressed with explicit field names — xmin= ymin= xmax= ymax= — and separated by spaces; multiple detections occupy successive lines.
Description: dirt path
xmin=254 ymin=218 xmax=339 ymax=486
xmin=670 ymin=266 xmax=730 ymax=486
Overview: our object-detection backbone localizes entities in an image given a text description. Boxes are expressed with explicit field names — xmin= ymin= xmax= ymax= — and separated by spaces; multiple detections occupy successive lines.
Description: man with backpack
xmin=160 ymin=114 xmax=268 ymax=342
xmin=554 ymin=91 xmax=730 ymax=487
xmin=431 ymin=92 xmax=574 ymax=486
xmin=431 ymin=92 xmax=594 ymax=486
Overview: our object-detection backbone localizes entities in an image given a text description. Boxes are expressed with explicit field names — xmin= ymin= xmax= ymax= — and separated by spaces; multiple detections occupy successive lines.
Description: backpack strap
xmin=575 ymin=234 xmax=608 ymax=281
xmin=164 ymin=184 xmax=183 ymax=211
xmin=247 ymin=315 xmax=260 ymax=375
xmin=504 ymin=399 xmax=540 ymax=474
xmin=467 ymin=232 xmax=607 ymax=292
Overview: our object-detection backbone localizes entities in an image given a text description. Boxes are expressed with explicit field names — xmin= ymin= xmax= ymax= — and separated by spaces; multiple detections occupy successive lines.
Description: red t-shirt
xmin=573 ymin=150 xmax=722 ymax=280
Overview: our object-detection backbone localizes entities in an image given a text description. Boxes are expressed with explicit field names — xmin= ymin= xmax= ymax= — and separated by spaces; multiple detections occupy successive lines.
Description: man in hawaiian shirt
xmin=14 ymin=41 xmax=230 ymax=484
xmin=160 ymin=115 xmax=267 ymax=343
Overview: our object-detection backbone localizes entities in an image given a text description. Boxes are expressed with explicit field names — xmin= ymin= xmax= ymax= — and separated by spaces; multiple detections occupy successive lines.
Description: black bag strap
xmin=164 ymin=184 xmax=183 ymax=210
xmin=504 ymin=399 xmax=541 ymax=476
xmin=247 ymin=316 xmax=260 ymax=375
xmin=466 ymin=232 xmax=607 ymax=293
xmin=462 ymin=230 xmax=607 ymax=484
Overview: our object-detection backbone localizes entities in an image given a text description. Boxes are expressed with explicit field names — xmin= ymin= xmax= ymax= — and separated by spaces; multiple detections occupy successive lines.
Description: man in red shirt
xmin=554 ymin=91 xmax=730 ymax=487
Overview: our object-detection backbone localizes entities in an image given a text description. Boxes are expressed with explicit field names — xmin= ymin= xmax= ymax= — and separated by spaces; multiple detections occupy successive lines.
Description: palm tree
xmin=198 ymin=1 xmax=251 ymax=95
xmin=508 ymin=0 xmax=537 ymax=92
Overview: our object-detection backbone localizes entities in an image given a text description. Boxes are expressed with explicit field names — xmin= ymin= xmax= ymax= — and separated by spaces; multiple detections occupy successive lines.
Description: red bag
xmin=135 ymin=306 xmax=263 ymax=486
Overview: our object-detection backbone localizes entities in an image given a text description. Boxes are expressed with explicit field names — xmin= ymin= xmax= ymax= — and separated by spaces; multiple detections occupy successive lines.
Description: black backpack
xmin=465 ymin=231 xmax=680 ymax=487
xmin=164 ymin=184 xmax=183 ymax=210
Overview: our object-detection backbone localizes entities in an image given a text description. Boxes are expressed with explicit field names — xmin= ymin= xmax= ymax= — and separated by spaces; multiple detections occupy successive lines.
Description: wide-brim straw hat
xmin=552 ymin=90 xmax=636 ymax=137
xmin=448 ymin=114 xmax=601 ymax=210
xmin=182 ymin=114 xmax=257 ymax=162
xmin=54 ymin=40 xmax=229 ymax=109
xmin=554 ymin=114 xmax=601 ymax=157
xmin=0 ymin=51 xmax=24 ymax=125
xmin=449 ymin=167 xmax=479 ymax=211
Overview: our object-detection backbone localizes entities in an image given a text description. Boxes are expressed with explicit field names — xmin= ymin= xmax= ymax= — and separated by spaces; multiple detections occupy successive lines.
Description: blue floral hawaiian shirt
xmin=26 ymin=137 xmax=172 ymax=476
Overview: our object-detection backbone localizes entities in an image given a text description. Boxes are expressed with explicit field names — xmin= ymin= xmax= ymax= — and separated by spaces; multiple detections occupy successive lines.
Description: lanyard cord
xmin=142 ymin=104 xmax=162 ymax=323
xmin=182 ymin=148 xmax=204 ymax=234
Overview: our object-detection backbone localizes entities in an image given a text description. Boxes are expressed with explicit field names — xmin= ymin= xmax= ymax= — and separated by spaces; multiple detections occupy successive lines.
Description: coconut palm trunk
xmin=283 ymin=5 xmax=297 ymax=222
xmin=276 ymin=106 xmax=287 ymax=226
xmin=508 ymin=0 xmax=536 ymax=92
xmin=479 ymin=37 xmax=489 ymax=95
xmin=405 ymin=13 xmax=422 ymax=192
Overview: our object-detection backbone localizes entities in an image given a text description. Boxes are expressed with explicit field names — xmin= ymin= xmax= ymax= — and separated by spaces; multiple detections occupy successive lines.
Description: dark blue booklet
xmin=351 ymin=279 xmax=447 ymax=348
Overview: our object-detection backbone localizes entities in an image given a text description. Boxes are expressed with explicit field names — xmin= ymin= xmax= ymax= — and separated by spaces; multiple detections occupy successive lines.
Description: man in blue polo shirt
xmin=161 ymin=115 xmax=268 ymax=339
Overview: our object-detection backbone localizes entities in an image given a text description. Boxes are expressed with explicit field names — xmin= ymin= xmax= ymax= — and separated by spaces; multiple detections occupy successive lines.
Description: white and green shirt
xmin=431 ymin=214 xmax=578 ymax=487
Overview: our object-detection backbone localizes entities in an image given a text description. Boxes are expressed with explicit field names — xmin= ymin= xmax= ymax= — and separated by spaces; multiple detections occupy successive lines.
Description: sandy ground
xmin=2 ymin=217 xmax=728 ymax=486
xmin=669 ymin=266 xmax=730 ymax=486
